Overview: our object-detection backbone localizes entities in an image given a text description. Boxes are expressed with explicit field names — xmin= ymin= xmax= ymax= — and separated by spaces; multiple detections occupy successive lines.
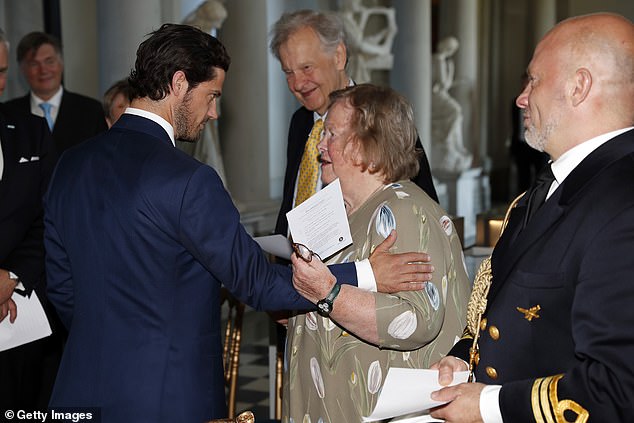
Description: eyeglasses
xmin=292 ymin=243 xmax=322 ymax=263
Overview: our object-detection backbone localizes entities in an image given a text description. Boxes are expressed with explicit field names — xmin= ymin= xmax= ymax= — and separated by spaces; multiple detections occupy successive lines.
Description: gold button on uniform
xmin=480 ymin=318 xmax=487 ymax=331
xmin=489 ymin=326 xmax=500 ymax=340
xmin=485 ymin=366 xmax=498 ymax=380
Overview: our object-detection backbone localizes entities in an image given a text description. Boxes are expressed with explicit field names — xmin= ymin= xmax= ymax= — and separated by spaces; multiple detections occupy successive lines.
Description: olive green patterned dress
xmin=282 ymin=180 xmax=471 ymax=423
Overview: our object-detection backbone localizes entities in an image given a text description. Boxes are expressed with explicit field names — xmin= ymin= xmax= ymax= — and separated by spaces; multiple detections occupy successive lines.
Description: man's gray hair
xmin=269 ymin=9 xmax=348 ymax=61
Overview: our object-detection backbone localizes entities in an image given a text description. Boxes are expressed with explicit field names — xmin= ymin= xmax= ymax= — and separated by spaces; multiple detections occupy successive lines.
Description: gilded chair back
xmin=221 ymin=287 xmax=246 ymax=418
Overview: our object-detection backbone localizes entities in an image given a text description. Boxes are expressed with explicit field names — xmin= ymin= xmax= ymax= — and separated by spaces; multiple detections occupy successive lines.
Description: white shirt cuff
xmin=355 ymin=259 xmax=377 ymax=292
xmin=480 ymin=385 xmax=503 ymax=423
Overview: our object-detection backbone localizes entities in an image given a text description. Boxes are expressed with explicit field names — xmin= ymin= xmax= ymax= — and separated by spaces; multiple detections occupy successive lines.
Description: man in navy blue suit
xmin=44 ymin=24 xmax=433 ymax=422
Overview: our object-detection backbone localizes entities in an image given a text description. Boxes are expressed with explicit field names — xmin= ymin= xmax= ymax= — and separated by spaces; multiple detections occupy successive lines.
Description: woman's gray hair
xmin=329 ymin=84 xmax=421 ymax=182
xmin=269 ymin=9 xmax=348 ymax=62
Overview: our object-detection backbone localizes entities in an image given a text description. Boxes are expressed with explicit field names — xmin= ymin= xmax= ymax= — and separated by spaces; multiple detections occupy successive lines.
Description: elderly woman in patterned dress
xmin=283 ymin=84 xmax=471 ymax=422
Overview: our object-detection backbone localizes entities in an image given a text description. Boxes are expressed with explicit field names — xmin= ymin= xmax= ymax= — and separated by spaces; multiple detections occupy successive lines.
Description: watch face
xmin=317 ymin=300 xmax=332 ymax=316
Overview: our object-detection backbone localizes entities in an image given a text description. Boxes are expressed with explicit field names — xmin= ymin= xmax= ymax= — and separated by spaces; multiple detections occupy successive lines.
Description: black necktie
xmin=524 ymin=164 xmax=555 ymax=226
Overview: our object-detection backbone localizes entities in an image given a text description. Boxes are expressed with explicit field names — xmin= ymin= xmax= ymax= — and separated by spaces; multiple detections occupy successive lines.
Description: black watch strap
xmin=316 ymin=283 xmax=341 ymax=317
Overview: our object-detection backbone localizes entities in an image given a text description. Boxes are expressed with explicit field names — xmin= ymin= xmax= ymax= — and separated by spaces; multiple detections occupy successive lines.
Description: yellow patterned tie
xmin=295 ymin=118 xmax=324 ymax=206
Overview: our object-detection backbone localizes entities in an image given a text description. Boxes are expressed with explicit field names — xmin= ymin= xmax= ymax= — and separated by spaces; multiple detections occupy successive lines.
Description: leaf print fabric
xmin=387 ymin=311 xmax=418 ymax=339
xmin=282 ymin=181 xmax=471 ymax=423
xmin=375 ymin=203 xmax=397 ymax=238
xmin=310 ymin=357 xmax=325 ymax=399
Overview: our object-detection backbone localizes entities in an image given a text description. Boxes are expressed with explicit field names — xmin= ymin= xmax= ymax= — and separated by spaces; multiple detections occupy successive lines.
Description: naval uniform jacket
xmin=451 ymin=128 xmax=634 ymax=421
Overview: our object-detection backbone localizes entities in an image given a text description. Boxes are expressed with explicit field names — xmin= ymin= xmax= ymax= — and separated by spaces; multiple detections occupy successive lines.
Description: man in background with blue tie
xmin=6 ymin=31 xmax=106 ymax=153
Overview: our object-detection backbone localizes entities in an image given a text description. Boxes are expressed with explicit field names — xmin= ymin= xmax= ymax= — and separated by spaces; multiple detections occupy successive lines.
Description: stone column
xmin=531 ymin=0 xmax=556 ymax=46
xmin=390 ymin=0 xmax=432 ymax=159
xmin=219 ymin=0 xmax=272 ymax=204
xmin=0 ymin=0 xmax=44 ymax=100
xmin=96 ymin=0 xmax=164 ymax=95
xmin=60 ymin=0 xmax=100 ymax=98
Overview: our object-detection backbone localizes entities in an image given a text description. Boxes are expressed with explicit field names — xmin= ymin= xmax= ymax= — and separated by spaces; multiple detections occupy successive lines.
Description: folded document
xmin=0 ymin=290 xmax=52 ymax=351
xmin=363 ymin=368 xmax=469 ymax=422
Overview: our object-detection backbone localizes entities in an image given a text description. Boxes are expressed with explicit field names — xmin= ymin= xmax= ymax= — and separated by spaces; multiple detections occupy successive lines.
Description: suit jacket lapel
xmin=559 ymin=129 xmax=634 ymax=206
xmin=488 ymin=189 xmax=565 ymax=303
xmin=488 ymin=128 xmax=634 ymax=304
xmin=289 ymin=107 xmax=314 ymax=181
xmin=0 ymin=111 xmax=16 ymax=192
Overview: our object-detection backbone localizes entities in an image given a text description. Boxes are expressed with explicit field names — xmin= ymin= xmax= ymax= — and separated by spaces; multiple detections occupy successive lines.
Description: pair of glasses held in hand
xmin=292 ymin=243 xmax=322 ymax=263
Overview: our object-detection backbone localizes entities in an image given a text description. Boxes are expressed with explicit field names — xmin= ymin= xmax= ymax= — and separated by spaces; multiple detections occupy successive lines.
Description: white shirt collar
xmin=551 ymin=127 xmax=634 ymax=185
xmin=123 ymin=107 xmax=175 ymax=146
xmin=31 ymin=86 xmax=63 ymax=109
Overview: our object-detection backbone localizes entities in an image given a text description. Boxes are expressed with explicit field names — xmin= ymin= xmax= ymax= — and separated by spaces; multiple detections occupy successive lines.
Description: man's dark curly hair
xmin=128 ymin=23 xmax=230 ymax=101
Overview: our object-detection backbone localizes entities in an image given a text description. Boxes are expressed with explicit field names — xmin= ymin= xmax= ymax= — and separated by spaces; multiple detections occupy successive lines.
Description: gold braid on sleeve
xmin=466 ymin=193 xmax=525 ymax=381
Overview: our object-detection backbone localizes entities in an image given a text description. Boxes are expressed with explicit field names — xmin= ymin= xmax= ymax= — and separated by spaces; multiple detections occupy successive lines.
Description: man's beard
xmin=524 ymin=124 xmax=547 ymax=152
xmin=174 ymin=91 xmax=206 ymax=143
xmin=524 ymin=117 xmax=557 ymax=153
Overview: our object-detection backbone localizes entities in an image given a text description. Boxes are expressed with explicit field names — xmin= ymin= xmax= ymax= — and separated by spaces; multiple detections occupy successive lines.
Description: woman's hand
xmin=291 ymin=251 xmax=337 ymax=304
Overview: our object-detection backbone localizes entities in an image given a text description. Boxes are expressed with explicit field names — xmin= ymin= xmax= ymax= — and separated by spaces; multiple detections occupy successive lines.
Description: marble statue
xmin=431 ymin=36 xmax=472 ymax=173
xmin=179 ymin=0 xmax=228 ymax=185
xmin=338 ymin=0 xmax=397 ymax=83
xmin=182 ymin=0 xmax=227 ymax=34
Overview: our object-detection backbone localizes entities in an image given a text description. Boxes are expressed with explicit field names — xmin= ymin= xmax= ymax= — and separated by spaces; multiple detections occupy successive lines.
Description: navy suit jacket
xmin=451 ymin=128 xmax=634 ymax=421
xmin=0 ymin=103 xmax=56 ymax=294
xmin=275 ymin=106 xmax=438 ymax=235
xmin=44 ymin=114 xmax=357 ymax=422
xmin=6 ymin=89 xmax=107 ymax=153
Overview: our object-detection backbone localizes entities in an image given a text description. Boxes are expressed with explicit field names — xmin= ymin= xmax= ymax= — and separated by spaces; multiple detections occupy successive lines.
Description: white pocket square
xmin=19 ymin=157 xmax=29 ymax=163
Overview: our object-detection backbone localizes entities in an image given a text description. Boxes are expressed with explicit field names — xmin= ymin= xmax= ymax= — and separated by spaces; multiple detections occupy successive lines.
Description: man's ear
xmin=571 ymin=68 xmax=592 ymax=107
xmin=334 ymin=42 xmax=347 ymax=71
xmin=171 ymin=70 xmax=188 ymax=97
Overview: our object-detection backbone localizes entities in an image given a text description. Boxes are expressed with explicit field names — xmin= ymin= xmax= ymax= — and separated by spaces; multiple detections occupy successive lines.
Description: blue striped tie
xmin=39 ymin=102 xmax=54 ymax=130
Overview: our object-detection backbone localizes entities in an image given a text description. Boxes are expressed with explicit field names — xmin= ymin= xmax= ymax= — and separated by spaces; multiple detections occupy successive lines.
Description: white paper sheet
xmin=254 ymin=234 xmax=293 ymax=260
xmin=0 ymin=290 xmax=52 ymax=351
xmin=286 ymin=179 xmax=352 ymax=259
xmin=362 ymin=368 xmax=470 ymax=422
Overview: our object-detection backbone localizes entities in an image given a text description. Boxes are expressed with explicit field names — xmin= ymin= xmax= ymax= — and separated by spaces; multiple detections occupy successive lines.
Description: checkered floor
xmin=232 ymin=307 xmax=275 ymax=419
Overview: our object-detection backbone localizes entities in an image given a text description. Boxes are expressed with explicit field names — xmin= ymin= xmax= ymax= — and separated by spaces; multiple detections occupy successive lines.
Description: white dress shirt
xmin=30 ymin=86 xmax=63 ymax=124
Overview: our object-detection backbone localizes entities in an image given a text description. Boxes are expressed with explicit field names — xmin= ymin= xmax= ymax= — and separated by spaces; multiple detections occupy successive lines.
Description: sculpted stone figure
xmin=180 ymin=0 xmax=228 ymax=184
xmin=431 ymin=36 xmax=472 ymax=173
xmin=339 ymin=0 xmax=397 ymax=82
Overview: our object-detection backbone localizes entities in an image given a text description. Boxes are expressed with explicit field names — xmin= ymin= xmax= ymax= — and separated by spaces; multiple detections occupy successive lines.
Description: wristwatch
xmin=316 ymin=283 xmax=341 ymax=317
